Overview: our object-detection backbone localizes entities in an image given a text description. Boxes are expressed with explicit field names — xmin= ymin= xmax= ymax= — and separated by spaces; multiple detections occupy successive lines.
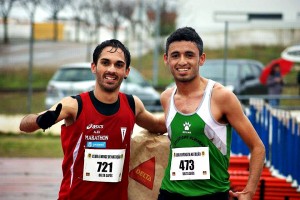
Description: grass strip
xmin=0 ymin=132 xmax=63 ymax=158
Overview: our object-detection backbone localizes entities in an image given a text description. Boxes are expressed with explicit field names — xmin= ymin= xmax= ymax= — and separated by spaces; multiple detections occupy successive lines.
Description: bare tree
xmin=103 ymin=0 xmax=134 ymax=39
xmin=89 ymin=0 xmax=105 ymax=43
xmin=43 ymin=0 xmax=71 ymax=41
xmin=0 ymin=0 xmax=18 ymax=44
xmin=131 ymin=0 xmax=145 ymax=40
xmin=78 ymin=0 xmax=106 ymax=60
xmin=68 ymin=0 xmax=84 ymax=42
xmin=20 ymin=0 xmax=41 ymax=31
xmin=70 ymin=0 xmax=135 ymax=42
xmin=146 ymin=0 xmax=176 ymax=37
xmin=69 ymin=0 xmax=114 ymax=44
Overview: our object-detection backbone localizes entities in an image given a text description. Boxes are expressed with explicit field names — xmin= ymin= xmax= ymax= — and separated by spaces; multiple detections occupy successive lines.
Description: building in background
xmin=1 ymin=0 xmax=299 ymax=49
xmin=176 ymin=0 xmax=300 ymax=48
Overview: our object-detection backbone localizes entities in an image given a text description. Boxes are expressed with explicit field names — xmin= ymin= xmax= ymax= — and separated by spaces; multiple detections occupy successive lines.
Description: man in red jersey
xmin=19 ymin=39 xmax=167 ymax=200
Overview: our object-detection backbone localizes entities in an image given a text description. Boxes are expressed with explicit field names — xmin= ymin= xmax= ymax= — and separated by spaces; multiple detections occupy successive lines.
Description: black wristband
xmin=36 ymin=103 xmax=62 ymax=130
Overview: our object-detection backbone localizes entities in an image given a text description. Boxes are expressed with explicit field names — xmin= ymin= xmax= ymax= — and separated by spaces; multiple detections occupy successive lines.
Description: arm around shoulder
xmin=134 ymin=96 xmax=166 ymax=134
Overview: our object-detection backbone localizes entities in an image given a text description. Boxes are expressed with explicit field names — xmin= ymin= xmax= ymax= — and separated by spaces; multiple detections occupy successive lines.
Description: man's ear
xmin=163 ymin=53 xmax=168 ymax=65
xmin=91 ymin=62 xmax=96 ymax=73
xmin=125 ymin=67 xmax=130 ymax=78
xmin=199 ymin=53 xmax=206 ymax=66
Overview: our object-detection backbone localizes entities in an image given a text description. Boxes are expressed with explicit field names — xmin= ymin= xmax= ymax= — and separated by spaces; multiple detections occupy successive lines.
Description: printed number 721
xmin=97 ymin=162 xmax=113 ymax=172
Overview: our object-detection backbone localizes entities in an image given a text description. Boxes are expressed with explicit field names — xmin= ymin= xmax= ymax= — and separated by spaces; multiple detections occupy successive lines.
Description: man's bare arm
xmin=20 ymin=103 xmax=62 ymax=132
xmin=19 ymin=114 xmax=40 ymax=132
xmin=19 ymin=96 xmax=77 ymax=133
xmin=134 ymin=96 xmax=167 ymax=134
xmin=222 ymin=90 xmax=265 ymax=199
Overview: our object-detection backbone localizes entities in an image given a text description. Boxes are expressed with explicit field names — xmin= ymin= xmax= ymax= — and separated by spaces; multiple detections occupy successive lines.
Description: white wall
xmin=176 ymin=0 xmax=300 ymax=48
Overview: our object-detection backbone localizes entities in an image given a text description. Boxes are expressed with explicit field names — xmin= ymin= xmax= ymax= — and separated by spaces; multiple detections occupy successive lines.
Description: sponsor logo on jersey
xmin=182 ymin=122 xmax=191 ymax=134
xmin=86 ymin=124 xmax=104 ymax=130
xmin=86 ymin=141 xmax=106 ymax=148
xmin=86 ymin=124 xmax=104 ymax=134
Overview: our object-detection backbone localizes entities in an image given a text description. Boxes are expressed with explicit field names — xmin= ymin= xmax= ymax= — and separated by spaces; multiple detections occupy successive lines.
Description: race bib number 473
xmin=170 ymin=147 xmax=210 ymax=181
xmin=83 ymin=149 xmax=125 ymax=182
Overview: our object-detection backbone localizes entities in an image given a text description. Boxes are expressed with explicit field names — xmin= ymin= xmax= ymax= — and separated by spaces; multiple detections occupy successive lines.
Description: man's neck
xmin=93 ymin=88 xmax=119 ymax=104
xmin=175 ymin=77 xmax=205 ymax=96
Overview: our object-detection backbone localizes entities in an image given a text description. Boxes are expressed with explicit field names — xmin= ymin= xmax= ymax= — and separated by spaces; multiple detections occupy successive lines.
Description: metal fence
xmin=231 ymin=98 xmax=300 ymax=191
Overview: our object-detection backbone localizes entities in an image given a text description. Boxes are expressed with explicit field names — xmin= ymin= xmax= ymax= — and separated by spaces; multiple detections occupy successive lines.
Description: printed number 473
xmin=179 ymin=160 xmax=194 ymax=171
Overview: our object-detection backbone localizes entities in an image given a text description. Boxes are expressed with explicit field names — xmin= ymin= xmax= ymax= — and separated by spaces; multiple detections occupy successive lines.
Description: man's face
xmin=92 ymin=46 xmax=130 ymax=92
xmin=164 ymin=41 xmax=205 ymax=83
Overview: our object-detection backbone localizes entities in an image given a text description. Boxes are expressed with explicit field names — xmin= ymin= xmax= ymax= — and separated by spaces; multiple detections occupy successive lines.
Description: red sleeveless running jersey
xmin=58 ymin=92 xmax=135 ymax=200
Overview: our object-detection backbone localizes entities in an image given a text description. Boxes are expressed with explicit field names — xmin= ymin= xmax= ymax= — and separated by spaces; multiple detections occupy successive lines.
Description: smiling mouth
xmin=104 ymin=74 xmax=117 ymax=80
xmin=105 ymin=76 xmax=117 ymax=80
xmin=176 ymin=68 xmax=189 ymax=72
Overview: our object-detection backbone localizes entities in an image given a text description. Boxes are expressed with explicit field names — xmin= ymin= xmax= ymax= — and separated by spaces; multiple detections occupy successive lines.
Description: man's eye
xmin=186 ymin=53 xmax=194 ymax=58
xmin=116 ymin=63 xmax=124 ymax=68
xmin=101 ymin=61 xmax=109 ymax=65
xmin=171 ymin=54 xmax=179 ymax=58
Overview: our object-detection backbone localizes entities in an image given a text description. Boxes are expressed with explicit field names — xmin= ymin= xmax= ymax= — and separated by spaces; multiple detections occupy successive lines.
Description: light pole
xmin=152 ymin=0 xmax=161 ymax=86
xmin=214 ymin=12 xmax=283 ymax=87
xmin=214 ymin=12 xmax=248 ymax=86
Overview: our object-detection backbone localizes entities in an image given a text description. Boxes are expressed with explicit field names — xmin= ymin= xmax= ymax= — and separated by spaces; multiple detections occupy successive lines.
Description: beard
xmin=97 ymin=76 xmax=123 ymax=92
xmin=171 ymin=67 xmax=199 ymax=83
xmin=174 ymin=73 xmax=197 ymax=83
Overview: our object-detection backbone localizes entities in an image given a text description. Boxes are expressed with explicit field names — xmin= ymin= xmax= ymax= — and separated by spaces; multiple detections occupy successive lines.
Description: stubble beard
xmin=174 ymin=73 xmax=197 ymax=83
xmin=97 ymin=76 xmax=123 ymax=92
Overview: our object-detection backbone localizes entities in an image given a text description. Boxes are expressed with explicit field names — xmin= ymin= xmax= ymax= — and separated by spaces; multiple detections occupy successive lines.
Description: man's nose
xmin=178 ymin=55 xmax=187 ymax=65
xmin=107 ymin=64 xmax=117 ymax=72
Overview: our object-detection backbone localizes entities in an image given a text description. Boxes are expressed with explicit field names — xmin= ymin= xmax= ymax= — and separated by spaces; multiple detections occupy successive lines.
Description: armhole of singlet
xmin=71 ymin=95 xmax=82 ymax=120
xmin=125 ymin=94 xmax=135 ymax=115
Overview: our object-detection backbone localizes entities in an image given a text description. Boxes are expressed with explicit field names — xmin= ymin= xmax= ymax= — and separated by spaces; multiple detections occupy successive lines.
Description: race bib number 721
xmin=83 ymin=149 xmax=125 ymax=182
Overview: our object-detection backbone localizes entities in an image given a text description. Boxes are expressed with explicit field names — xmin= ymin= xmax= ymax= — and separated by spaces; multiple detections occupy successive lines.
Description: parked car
xmin=45 ymin=62 xmax=162 ymax=111
xmin=167 ymin=59 xmax=268 ymax=102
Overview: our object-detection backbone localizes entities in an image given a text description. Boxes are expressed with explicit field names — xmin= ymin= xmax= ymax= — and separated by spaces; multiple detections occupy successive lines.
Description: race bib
xmin=83 ymin=149 xmax=125 ymax=182
xmin=170 ymin=147 xmax=210 ymax=180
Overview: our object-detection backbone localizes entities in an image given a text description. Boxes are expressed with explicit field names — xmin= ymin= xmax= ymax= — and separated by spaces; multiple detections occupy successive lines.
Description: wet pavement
xmin=0 ymin=116 xmax=63 ymax=200
xmin=0 ymin=158 xmax=62 ymax=200
xmin=0 ymin=40 xmax=146 ymax=69
xmin=0 ymin=41 xmax=88 ymax=69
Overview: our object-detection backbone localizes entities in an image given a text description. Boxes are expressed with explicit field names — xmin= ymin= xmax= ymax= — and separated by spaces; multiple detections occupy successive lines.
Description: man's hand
xmin=36 ymin=103 xmax=62 ymax=130
xmin=229 ymin=190 xmax=253 ymax=200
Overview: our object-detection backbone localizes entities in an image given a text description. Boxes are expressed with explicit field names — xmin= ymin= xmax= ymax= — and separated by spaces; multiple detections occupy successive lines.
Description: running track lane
xmin=0 ymin=158 xmax=62 ymax=200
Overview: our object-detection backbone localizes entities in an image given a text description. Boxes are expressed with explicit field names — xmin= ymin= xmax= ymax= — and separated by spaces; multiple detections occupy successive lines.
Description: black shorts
xmin=157 ymin=189 xmax=229 ymax=200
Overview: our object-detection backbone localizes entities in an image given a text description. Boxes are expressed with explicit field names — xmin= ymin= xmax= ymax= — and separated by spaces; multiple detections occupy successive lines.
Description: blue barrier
xmin=293 ymin=122 xmax=300 ymax=187
xmin=232 ymin=99 xmax=300 ymax=190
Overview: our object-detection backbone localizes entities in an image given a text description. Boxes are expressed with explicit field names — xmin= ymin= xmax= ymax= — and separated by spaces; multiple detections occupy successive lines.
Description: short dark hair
xmin=93 ymin=39 xmax=131 ymax=68
xmin=165 ymin=27 xmax=203 ymax=56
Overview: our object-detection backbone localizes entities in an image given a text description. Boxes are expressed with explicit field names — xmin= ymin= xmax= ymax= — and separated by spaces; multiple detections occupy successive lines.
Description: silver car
xmin=45 ymin=62 xmax=162 ymax=111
